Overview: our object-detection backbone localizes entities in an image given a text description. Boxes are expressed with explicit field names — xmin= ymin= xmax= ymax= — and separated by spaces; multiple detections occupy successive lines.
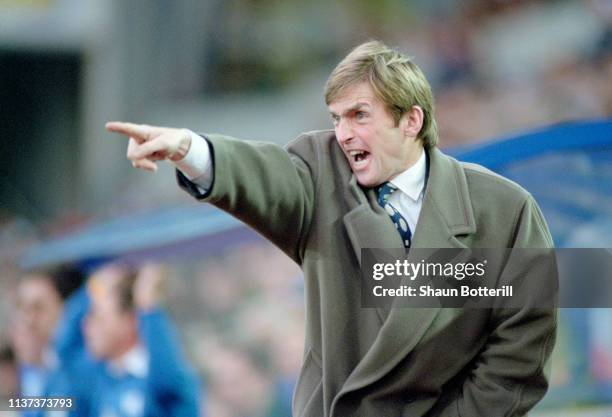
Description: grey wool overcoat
xmin=177 ymin=130 xmax=557 ymax=417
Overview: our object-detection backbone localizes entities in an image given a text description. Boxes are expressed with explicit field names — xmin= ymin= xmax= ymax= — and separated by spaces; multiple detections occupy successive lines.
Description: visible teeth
xmin=349 ymin=150 xmax=363 ymax=156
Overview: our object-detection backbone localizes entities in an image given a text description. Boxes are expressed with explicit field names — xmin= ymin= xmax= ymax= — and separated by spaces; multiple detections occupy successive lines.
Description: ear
xmin=402 ymin=105 xmax=424 ymax=139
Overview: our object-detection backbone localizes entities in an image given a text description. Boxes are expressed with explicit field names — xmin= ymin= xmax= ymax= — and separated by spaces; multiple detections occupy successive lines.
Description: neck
xmin=109 ymin=336 xmax=139 ymax=364
xmin=388 ymin=145 xmax=424 ymax=183
xmin=402 ymin=144 xmax=424 ymax=171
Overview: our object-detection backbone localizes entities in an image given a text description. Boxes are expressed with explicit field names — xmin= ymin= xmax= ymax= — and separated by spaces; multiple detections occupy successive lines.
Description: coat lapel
xmin=342 ymin=174 xmax=405 ymax=265
xmin=334 ymin=147 xmax=478 ymax=407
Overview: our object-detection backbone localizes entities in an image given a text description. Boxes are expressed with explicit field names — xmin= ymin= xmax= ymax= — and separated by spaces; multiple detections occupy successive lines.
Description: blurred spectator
xmin=9 ymin=265 xmax=86 ymax=417
xmin=83 ymin=263 xmax=201 ymax=417
xmin=12 ymin=272 xmax=62 ymax=368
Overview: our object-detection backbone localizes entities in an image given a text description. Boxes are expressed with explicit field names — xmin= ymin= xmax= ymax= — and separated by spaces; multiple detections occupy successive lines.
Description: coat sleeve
xmin=176 ymin=133 xmax=317 ymax=264
xmin=438 ymin=196 xmax=558 ymax=417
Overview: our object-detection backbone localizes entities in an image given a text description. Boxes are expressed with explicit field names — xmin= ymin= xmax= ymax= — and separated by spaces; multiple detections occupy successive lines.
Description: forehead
xmin=328 ymin=82 xmax=382 ymax=113
xmin=88 ymin=279 xmax=120 ymax=314
xmin=90 ymin=265 xmax=125 ymax=286
xmin=89 ymin=267 xmax=123 ymax=300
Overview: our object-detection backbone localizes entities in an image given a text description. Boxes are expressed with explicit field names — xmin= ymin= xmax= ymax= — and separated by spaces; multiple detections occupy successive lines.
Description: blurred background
xmin=0 ymin=0 xmax=611 ymax=416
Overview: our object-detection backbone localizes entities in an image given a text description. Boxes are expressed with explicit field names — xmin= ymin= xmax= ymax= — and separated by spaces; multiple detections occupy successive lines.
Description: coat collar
xmin=412 ymin=146 xmax=477 ymax=246
xmin=336 ymin=147 xmax=476 ymax=409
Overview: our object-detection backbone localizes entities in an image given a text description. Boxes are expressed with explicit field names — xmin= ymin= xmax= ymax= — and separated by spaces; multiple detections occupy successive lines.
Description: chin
xmin=87 ymin=342 xmax=105 ymax=359
xmin=355 ymin=173 xmax=380 ymax=188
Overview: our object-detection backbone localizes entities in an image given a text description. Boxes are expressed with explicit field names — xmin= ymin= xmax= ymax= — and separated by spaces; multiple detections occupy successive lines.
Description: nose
xmin=335 ymin=118 xmax=354 ymax=144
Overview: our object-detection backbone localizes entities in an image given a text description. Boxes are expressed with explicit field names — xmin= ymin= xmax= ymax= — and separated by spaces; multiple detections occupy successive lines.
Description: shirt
xmin=387 ymin=149 xmax=426 ymax=234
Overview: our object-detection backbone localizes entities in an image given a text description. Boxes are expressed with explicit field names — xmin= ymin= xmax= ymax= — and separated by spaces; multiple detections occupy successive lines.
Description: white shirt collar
xmin=109 ymin=345 xmax=149 ymax=378
xmin=389 ymin=149 xmax=426 ymax=202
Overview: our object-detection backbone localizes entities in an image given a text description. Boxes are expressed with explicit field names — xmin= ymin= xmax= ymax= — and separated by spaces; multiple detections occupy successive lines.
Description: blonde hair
xmin=324 ymin=40 xmax=438 ymax=148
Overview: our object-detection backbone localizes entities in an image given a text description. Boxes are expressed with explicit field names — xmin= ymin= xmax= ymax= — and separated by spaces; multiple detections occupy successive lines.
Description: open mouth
xmin=348 ymin=150 xmax=371 ymax=168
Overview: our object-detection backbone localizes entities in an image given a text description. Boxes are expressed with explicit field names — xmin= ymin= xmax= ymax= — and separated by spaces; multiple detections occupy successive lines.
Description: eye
xmin=355 ymin=111 xmax=368 ymax=120
xmin=331 ymin=115 xmax=340 ymax=126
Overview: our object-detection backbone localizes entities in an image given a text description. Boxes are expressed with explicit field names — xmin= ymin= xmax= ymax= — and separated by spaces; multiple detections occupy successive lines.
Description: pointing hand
xmin=105 ymin=121 xmax=192 ymax=172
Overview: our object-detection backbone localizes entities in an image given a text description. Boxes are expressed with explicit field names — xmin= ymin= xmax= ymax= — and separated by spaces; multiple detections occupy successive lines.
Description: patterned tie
xmin=376 ymin=182 xmax=412 ymax=248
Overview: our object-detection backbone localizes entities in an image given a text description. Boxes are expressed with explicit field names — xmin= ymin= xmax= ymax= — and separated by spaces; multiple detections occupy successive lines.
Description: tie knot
xmin=376 ymin=182 xmax=398 ymax=207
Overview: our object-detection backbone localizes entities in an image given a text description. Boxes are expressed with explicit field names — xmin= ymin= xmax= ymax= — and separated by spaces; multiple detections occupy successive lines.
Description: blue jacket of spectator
xmin=42 ymin=286 xmax=201 ymax=417
xmin=88 ymin=309 xmax=201 ymax=417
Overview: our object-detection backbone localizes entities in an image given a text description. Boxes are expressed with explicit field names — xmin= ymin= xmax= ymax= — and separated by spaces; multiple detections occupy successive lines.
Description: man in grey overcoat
xmin=107 ymin=40 xmax=556 ymax=417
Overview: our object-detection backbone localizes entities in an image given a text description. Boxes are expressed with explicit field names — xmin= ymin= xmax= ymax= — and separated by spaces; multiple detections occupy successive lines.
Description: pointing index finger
xmin=105 ymin=121 xmax=153 ymax=142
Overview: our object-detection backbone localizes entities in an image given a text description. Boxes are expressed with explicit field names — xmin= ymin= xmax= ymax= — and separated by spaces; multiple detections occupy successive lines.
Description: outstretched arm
xmin=106 ymin=122 xmax=316 ymax=263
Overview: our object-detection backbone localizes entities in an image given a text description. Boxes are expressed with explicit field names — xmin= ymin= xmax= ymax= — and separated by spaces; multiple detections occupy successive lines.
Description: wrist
xmin=173 ymin=130 xmax=211 ymax=181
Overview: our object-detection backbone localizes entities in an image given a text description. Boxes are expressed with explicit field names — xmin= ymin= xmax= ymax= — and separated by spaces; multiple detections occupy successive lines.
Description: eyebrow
xmin=330 ymin=102 xmax=371 ymax=117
